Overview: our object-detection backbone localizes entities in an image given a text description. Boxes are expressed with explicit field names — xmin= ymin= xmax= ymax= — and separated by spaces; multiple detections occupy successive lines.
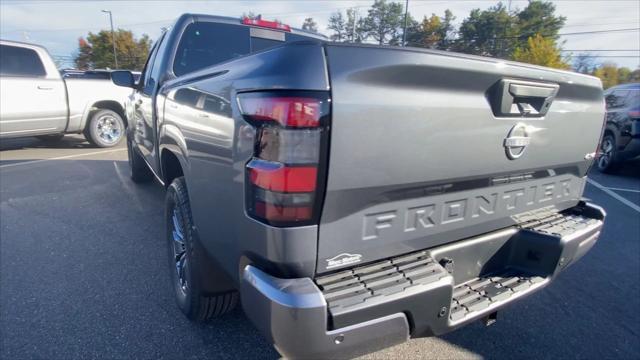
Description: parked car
xmin=111 ymin=14 xmax=606 ymax=358
xmin=597 ymin=83 xmax=640 ymax=172
xmin=0 ymin=40 xmax=134 ymax=147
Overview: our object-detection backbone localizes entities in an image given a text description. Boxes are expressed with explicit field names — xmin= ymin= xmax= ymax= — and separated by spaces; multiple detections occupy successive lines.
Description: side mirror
xmin=111 ymin=70 xmax=135 ymax=88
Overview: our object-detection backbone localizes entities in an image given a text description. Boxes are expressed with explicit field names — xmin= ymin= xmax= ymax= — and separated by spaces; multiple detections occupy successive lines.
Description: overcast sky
xmin=1 ymin=0 xmax=638 ymax=69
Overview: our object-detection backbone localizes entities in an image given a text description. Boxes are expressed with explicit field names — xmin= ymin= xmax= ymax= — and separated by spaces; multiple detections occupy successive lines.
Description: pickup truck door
xmin=0 ymin=44 xmax=67 ymax=137
xmin=131 ymin=34 xmax=165 ymax=172
xmin=131 ymin=86 xmax=155 ymax=160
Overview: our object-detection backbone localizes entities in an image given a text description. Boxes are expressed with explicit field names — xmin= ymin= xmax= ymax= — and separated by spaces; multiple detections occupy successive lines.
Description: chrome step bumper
xmin=241 ymin=201 xmax=605 ymax=359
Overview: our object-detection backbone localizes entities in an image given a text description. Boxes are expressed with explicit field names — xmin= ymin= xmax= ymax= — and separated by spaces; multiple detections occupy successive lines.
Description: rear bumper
xmin=240 ymin=202 xmax=605 ymax=358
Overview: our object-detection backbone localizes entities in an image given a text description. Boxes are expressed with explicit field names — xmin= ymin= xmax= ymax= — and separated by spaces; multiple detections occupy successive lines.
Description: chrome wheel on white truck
xmin=85 ymin=109 xmax=125 ymax=147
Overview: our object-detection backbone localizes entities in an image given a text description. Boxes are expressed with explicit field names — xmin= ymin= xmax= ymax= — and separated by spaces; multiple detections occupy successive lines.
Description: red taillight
xmin=629 ymin=109 xmax=640 ymax=118
xmin=248 ymin=160 xmax=317 ymax=193
xmin=239 ymin=96 xmax=321 ymax=128
xmin=240 ymin=91 xmax=330 ymax=226
xmin=242 ymin=17 xmax=291 ymax=32
xmin=254 ymin=202 xmax=312 ymax=222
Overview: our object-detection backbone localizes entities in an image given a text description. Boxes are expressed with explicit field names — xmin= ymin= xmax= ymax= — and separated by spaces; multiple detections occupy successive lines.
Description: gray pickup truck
xmin=111 ymin=14 xmax=607 ymax=358
xmin=0 ymin=39 xmax=132 ymax=147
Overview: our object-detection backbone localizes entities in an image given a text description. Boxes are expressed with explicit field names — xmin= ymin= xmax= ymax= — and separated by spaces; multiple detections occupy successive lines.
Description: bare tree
xmin=573 ymin=53 xmax=597 ymax=74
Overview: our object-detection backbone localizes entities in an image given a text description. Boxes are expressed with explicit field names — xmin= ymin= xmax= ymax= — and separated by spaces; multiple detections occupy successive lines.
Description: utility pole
xmin=402 ymin=0 xmax=409 ymax=46
xmin=351 ymin=10 xmax=358 ymax=43
xmin=503 ymin=0 xmax=513 ymax=58
xmin=101 ymin=10 xmax=118 ymax=69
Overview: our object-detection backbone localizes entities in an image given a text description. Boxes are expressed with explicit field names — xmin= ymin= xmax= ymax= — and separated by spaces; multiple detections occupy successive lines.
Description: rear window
xmin=605 ymin=90 xmax=630 ymax=109
xmin=251 ymin=37 xmax=282 ymax=52
xmin=0 ymin=44 xmax=47 ymax=77
xmin=626 ymin=90 xmax=640 ymax=108
xmin=173 ymin=22 xmax=321 ymax=77
xmin=174 ymin=22 xmax=250 ymax=77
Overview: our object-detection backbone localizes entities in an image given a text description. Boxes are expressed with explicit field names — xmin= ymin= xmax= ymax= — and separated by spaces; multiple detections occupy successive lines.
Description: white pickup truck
xmin=0 ymin=39 xmax=133 ymax=147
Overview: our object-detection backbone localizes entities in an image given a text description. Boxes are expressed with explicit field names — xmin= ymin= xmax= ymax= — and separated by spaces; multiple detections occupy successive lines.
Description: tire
xmin=166 ymin=177 xmax=238 ymax=321
xmin=84 ymin=109 xmax=125 ymax=148
xmin=597 ymin=133 xmax=618 ymax=173
xmin=36 ymin=134 xmax=64 ymax=142
xmin=127 ymin=137 xmax=153 ymax=183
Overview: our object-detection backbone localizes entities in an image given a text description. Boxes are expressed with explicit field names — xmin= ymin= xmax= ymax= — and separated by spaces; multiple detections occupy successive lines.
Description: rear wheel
xmin=84 ymin=109 xmax=124 ymax=147
xmin=597 ymin=133 xmax=618 ymax=173
xmin=166 ymin=177 xmax=238 ymax=321
xmin=127 ymin=137 xmax=153 ymax=183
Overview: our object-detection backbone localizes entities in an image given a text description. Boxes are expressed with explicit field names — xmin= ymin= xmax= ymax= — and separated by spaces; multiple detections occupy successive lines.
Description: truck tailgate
xmin=317 ymin=44 xmax=604 ymax=273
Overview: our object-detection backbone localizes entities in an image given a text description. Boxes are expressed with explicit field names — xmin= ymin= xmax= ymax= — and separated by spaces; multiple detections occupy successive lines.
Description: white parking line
xmin=0 ymin=148 xmax=126 ymax=169
xmin=587 ymin=178 xmax=640 ymax=213
xmin=605 ymin=187 xmax=640 ymax=194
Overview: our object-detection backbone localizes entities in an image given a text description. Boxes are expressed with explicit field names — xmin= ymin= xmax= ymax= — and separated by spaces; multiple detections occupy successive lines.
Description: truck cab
xmin=119 ymin=15 xmax=325 ymax=174
xmin=0 ymin=40 xmax=68 ymax=138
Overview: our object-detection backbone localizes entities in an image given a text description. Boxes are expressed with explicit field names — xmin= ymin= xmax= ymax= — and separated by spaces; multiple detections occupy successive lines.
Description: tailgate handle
xmin=509 ymin=84 xmax=556 ymax=98
xmin=493 ymin=80 xmax=559 ymax=117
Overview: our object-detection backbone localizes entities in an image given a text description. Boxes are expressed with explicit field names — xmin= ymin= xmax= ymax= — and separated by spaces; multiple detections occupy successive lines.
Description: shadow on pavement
xmin=611 ymin=159 xmax=640 ymax=178
xmin=590 ymin=158 xmax=640 ymax=179
xmin=0 ymin=135 xmax=96 ymax=151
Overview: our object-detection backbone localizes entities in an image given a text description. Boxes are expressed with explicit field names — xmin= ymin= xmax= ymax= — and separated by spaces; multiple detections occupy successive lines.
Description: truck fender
xmin=158 ymin=123 xmax=190 ymax=184
xmin=79 ymin=99 xmax=127 ymax=131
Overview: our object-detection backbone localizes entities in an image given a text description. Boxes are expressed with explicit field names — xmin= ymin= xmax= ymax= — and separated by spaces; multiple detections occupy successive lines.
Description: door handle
xmin=491 ymin=79 xmax=559 ymax=117
xmin=37 ymin=85 xmax=53 ymax=90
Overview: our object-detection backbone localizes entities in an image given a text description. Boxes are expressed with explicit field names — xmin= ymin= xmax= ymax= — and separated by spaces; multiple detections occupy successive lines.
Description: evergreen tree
xmin=362 ymin=0 xmax=405 ymax=45
xmin=302 ymin=17 xmax=318 ymax=33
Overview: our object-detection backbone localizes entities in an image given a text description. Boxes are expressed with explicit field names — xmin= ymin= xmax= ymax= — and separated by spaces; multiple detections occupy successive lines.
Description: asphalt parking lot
xmin=1 ymin=135 xmax=639 ymax=359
